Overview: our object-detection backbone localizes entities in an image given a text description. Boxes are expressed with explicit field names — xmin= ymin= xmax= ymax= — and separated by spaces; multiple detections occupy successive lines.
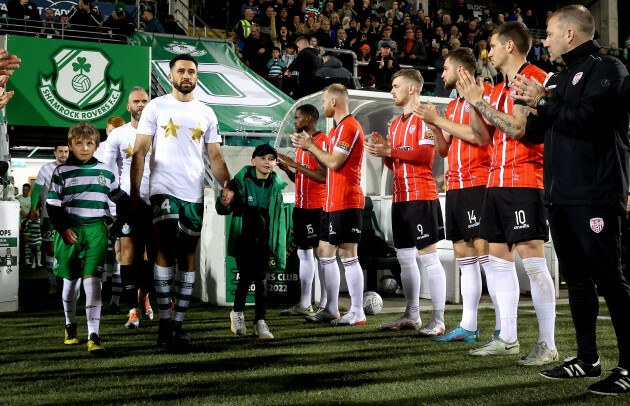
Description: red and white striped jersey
xmin=487 ymin=63 xmax=546 ymax=189
xmin=389 ymin=113 xmax=438 ymax=203
xmin=445 ymin=84 xmax=493 ymax=191
xmin=295 ymin=131 xmax=328 ymax=209
xmin=325 ymin=115 xmax=364 ymax=212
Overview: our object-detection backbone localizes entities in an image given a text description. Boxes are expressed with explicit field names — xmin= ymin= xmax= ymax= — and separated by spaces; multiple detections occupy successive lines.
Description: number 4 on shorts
xmin=161 ymin=199 xmax=171 ymax=213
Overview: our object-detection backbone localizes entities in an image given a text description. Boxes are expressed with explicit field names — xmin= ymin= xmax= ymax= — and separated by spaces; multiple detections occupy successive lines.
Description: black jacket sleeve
xmin=537 ymin=58 xmax=627 ymax=141
xmin=46 ymin=203 xmax=70 ymax=234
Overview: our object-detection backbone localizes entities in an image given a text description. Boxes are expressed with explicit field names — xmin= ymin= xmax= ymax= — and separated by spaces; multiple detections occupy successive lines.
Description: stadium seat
xmin=233 ymin=137 xmax=265 ymax=147
xmin=358 ymin=196 xmax=401 ymax=291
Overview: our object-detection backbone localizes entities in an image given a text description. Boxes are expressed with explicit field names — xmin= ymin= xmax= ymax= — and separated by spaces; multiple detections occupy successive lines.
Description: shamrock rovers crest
xmin=39 ymin=49 xmax=122 ymax=121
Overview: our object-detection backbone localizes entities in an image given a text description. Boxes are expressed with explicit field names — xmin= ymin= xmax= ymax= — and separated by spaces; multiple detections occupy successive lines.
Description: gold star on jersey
xmin=189 ymin=124 xmax=203 ymax=142
xmin=122 ymin=143 xmax=134 ymax=158
xmin=161 ymin=118 xmax=181 ymax=138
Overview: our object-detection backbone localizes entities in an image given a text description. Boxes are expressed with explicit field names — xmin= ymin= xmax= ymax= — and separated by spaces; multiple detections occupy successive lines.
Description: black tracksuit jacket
xmin=526 ymin=40 xmax=630 ymax=213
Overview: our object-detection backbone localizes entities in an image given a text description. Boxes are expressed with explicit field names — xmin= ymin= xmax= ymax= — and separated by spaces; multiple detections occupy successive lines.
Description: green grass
xmin=0 ymin=292 xmax=627 ymax=406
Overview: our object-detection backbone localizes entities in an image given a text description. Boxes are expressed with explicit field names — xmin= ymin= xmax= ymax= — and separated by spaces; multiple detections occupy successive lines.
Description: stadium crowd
xmin=229 ymin=0 xmax=630 ymax=96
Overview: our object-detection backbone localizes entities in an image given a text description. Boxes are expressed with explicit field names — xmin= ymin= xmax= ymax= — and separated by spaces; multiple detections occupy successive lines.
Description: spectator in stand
xmin=303 ymin=0 xmax=320 ymax=21
xmin=475 ymin=39 xmax=488 ymax=58
xmin=608 ymin=42 xmax=621 ymax=59
xmin=461 ymin=31 xmax=476 ymax=49
xmin=103 ymin=2 xmax=136 ymax=37
xmin=495 ymin=13 xmax=505 ymax=26
xmin=395 ymin=14 xmax=412 ymax=41
xmin=338 ymin=1 xmax=356 ymax=22
xmin=389 ymin=1 xmax=403 ymax=22
xmin=295 ymin=22 xmax=307 ymax=36
xmin=434 ymin=8 xmax=444 ymax=26
xmin=39 ymin=8 xmax=60 ymax=38
xmin=450 ymin=38 xmax=460 ymax=51
xmin=412 ymin=8 xmax=425 ymax=25
xmin=357 ymin=0 xmax=372 ymax=24
xmin=527 ymin=37 xmax=544 ymax=62
xmin=442 ymin=14 xmax=453 ymax=34
xmin=522 ymin=9 xmax=536 ymax=29
xmin=346 ymin=18 xmax=359 ymax=41
xmin=243 ymin=23 xmax=272 ymax=75
xmin=359 ymin=73 xmax=377 ymax=90
xmin=358 ymin=43 xmax=371 ymax=62
xmin=58 ymin=14 xmax=71 ymax=32
xmin=266 ymin=47 xmax=286 ymax=89
xmin=428 ymin=41 xmax=441 ymax=64
xmin=420 ymin=15 xmax=433 ymax=38
xmin=533 ymin=51 xmax=554 ymax=74
xmin=480 ymin=8 xmax=491 ymax=23
xmin=452 ymin=0 xmax=470 ymax=21
xmin=305 ymin=15 xmax=316 ymax=33
xmin=397 ymin=27 xmax=426 ymax=65
xmin=508 ymin=7 xmax=522 ymax=23
xmin=479 ymin=21 xmax=494 ymax=42
xmin=334 ymin=27 xmax=350 ymax=49
xmin=315 ymin=18 xmax=336 ymax=48
xmin=314 ymin=51 xmax=354 ymax=91
xmin=7 ymin=0 xmax=40 ymax=33
xmin=623 ymin=40 xmax=630 ymax=64
xmin=378 ymin=26 xmax=397 ymax=51
xmin=322 ymin=1 xmax=335 ymax=19
xmin=260 ymin=6 xmax=276 ymax=35
xmin=375 ymin=6 xmax=387 ymax=23
xmin=329 ymin=13 xmax=341 ymax=32
xmin=368 ymin=43 xmax=400 ymax=91
xmin=282 ymin=42 xmax=298 ymax=93
xmin=288 ymin=36 xmax=322 ymax=98
xmin=464 ymin=20 xmax=479 ymax=38
xmin=141 ymin=10 xmax=164 ymax=33
xmin=67 ymin=0 xmax=102 ymax=29
xmin=236 ymin=9 xmax=256 ymax=49
xmin=447 ymin=25 xmax=461 ymax=43
xmin=277 ymin=25 xmax=293 ymax=51
xmin=163 ymin=14 xmax=187 ymax=35
xmin=475 ymin=48 xmax=497 ymax=85
xmin=242 ymin=0 xmax=261 ymax=20
xmin=433 ymin=47 xmax=450 ymax=97
xmin=276 ymin=7 xmax=294 ymax=32
xmin=366 ymin=15 xmax=381 ymax=48
xmin=309 ymin=36 xmax=319 ymax=48
xmin=433 ymin=26 xmax=449 ymax=50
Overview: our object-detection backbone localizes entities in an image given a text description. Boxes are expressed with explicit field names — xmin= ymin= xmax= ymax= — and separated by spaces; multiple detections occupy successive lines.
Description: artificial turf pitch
xmin=0 ymin=290 xmax=627 ymax=405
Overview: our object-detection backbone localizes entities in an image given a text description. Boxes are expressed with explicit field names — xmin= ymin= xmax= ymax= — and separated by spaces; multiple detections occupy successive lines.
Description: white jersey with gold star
xmin=101 ymin=123 xmax=151 ymax=204
xmin=137 ymin=94 xmax=220 ymax=203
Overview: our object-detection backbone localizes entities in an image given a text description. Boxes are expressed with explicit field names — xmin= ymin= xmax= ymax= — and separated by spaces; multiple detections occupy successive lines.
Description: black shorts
xmin=445 ymin=186 xmax=486 ymax=242
xmin=392 ymin=199 xmax=445 ymax=250
xmin=479 ymin=187 xmax=549 ymax=244
xmin=320 ymin=209 xmax=362 ymax=245
xmin=111 ymin=201 xmax=153 ymax=239
xmin=293 ymin=207 xmax=323 ymax=247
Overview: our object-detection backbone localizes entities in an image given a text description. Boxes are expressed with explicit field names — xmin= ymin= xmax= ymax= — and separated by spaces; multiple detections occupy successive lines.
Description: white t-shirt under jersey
xmin=136 ymin=94 xmax=221 ymax=203
xmin=34 ymin=161 xmax=58 ymax=219
xmin=101 ymin=123 xmax=151 ymax=204
xmin=93 ymin=140 xmax=117 ymax=217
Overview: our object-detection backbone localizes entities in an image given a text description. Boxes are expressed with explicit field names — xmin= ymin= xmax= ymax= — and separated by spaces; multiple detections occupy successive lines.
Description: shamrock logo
xmin=71 ymin=57 xmax=92 ymax=93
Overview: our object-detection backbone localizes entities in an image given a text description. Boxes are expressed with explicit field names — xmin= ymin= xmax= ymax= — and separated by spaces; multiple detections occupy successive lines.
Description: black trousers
xmin=549 ymin=206 xmax=630 ymax=368
xmin=233 ymin=244 xmax=270 ymax=323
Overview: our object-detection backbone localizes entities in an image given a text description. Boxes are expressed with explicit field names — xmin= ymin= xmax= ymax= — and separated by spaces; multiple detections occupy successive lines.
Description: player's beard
xmin=173 ymin=79 xmax=196 ymax=94
xmin=444 ymin=75 xmax=457 ymax=91
xmin=130 ymin=108 xmax=141 ymax=122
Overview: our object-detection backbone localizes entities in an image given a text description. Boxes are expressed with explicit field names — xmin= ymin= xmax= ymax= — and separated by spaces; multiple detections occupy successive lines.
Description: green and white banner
xmin=5 ymin=35 xmax=150 ymax=128
xmin=130 ymin=33 xmax=294 ymax=134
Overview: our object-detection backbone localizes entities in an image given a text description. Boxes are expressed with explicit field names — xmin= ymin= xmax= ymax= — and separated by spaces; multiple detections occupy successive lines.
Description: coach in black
xmin=513 ymin=5 xmax=630 ymax=396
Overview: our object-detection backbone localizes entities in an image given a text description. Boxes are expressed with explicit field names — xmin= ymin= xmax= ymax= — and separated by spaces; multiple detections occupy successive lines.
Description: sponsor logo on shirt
xmin=337 ymin=141 xmax=350 ymax=151
xmin=572 ymin=72 xmax=583 ymax=85
xmin=409 ymin=125 xmax=416 ymax=134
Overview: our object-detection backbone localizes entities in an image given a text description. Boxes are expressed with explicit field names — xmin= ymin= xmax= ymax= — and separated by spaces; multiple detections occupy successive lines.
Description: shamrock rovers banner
xmin=130 ymin=32 xmax=294 ymax=133
xmin=5 ymin=35 xmax=150 ymax=128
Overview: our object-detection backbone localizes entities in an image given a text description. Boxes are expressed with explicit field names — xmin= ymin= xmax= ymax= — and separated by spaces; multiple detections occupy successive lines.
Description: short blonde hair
xmin=68 ymin=121 xmax=100 ymax=146
xmin=391 ymin=69 xmax=424 ymax=93
xmin=324 ymin=83 xmax=348 ymax=98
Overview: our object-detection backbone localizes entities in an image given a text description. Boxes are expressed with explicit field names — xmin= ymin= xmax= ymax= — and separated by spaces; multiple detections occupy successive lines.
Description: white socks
xmin=298 ymin=249 xmax=315 ymax=308
xmin=46 ymin=256 xmax=56 ymax=287
xmin=110 ymin=263 xmax=122 ymax=305
xmin=419 ymin=252 xmax=446 ymax=323
xmin=522 ymin=257 xmax=556 ymax=350
xmin=62 ymin=278 xmax=82 ymax=325
xmin=457 ymin=256 xmax=482 ymax=331
xmin=317 ymin=255 xmax=328 ymax=309
xmin=154 ymin=265 xmax=174 ymax=320
xmin=173 ymin=270 xmax=195 ymax=325
xmin=320 ymin=257 xmax=339 ymax=314
xmin=491 ymin=256 xmax=519 ymax=343
xmin=479 ymin=255 xmax=501 ymax=332
xmin=397 ymin=248 xmax=420 ymax=320
xmin=83 ymin=277 xmax=102 ymax=338
xmin=341 ymin=256 xmax=364 ymax=315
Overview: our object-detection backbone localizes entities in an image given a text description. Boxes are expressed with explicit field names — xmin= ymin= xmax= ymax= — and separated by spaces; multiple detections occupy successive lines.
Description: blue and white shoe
xmin=435 ymin=325 xmax=480 ymax=342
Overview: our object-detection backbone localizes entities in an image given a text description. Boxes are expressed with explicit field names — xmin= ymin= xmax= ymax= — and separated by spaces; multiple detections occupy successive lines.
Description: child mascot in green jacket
xmin=217 ymin=144 xmax=288 ymax=339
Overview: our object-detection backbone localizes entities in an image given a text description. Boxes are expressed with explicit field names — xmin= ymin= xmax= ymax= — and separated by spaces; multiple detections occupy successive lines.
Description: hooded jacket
xmin=526 ymin=40 xmax=630 ymax=212
xmin=216 ymin=166 xmax=288 ymax=268
xmin=314 ymin=57 xmax=355 ymax=91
